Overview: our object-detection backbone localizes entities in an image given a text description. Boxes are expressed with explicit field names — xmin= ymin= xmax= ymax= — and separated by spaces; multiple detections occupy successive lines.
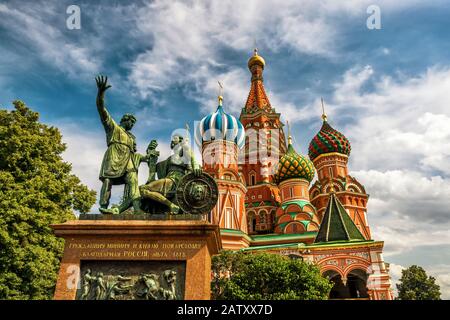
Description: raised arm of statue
xmin=95 ymin=75 xmax=114 ymax=130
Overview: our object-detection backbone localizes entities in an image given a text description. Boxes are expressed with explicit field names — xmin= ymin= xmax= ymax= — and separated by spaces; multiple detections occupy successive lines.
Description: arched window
xmin=247 ymin=211 xmax=256 ymax=233
xmin=249 ymin=172 xmax=256 ymax=186
xmin=259 ymin=210 xmax=267 ymax=224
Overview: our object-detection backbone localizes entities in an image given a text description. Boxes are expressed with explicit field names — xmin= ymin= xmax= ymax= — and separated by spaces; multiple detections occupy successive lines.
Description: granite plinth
xmin=52 ymin=218 xmax=222 ymax=300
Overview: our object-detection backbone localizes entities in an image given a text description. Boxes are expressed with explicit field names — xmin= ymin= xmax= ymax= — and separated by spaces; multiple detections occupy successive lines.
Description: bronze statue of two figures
xmin=94 ymin=75 xmax=218 ymax=216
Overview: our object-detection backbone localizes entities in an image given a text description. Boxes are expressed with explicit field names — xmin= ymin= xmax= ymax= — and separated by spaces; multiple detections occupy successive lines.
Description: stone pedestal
xmin=52 ymin=218 xmax=222 ymax=300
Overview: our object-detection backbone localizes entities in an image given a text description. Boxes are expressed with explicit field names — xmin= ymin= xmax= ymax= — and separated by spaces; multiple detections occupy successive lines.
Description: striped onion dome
xmin=308 ymin=120 xmax=351 ymax=161
xmin=274 ymin=141 xmax=315 ymax=183
xmin=195 ymin=98 xmax=245 ymax=149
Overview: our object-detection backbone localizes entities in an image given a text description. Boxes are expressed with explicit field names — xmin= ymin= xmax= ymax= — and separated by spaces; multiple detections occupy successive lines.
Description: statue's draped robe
xmin=99 ymin=110 xmax=137 ymax=183
xmin=98 ymin=109 xmax=141 ymax=203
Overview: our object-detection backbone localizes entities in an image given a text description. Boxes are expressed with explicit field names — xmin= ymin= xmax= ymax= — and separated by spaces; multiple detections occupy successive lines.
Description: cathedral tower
xmin=308 ymin=102 xmax=371 ymax=239
xmin=273 ymin=128 xmax=320 ymax=234
xmin=196 ymin=95 xmax=248 ymax=248
xmin=239 ymin=49 xmax=288 ymax=234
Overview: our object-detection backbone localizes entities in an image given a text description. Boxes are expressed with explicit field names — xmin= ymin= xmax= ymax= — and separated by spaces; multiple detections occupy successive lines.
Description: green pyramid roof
xmin=314 ymin=192 xmax=365 ymax=243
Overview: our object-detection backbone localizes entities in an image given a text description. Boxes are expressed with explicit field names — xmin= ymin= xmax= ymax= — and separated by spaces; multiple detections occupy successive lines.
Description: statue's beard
xmin=120 ymin=122 xmax=133 ymax=130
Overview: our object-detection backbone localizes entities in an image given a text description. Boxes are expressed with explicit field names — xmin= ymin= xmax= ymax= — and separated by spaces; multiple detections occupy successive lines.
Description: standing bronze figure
xmin=95 ymin=75 xmax=142 ymax=214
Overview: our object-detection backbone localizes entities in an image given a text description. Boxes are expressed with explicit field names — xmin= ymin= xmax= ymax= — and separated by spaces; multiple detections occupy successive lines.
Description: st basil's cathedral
xmin=195 ymin=49 xmax=393 ymax=300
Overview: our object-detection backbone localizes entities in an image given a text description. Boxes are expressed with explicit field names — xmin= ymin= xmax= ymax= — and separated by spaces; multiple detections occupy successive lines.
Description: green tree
xmin=211 ymin=251 xmax=332 ymax=300
xmin=396 ymin=265 xmax=441 ymax=300
xmin=0 ymin=101 xmax=96 ymax=299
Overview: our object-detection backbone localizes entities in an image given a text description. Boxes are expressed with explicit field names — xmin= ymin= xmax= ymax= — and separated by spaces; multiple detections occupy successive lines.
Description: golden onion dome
xmin=248 ymin=48 xmax=265 ymax=69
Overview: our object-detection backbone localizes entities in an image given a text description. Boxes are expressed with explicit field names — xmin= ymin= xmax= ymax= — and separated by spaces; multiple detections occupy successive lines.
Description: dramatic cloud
xmin=126 ymin=0 xmax=440 ymax=102
xmin=127 ymin=0 xmax=339 ymax=99
xmin=126 ymin=0 xmax=344 ymax=113
xmin=0 ymin=3 xmax=100 ymax=78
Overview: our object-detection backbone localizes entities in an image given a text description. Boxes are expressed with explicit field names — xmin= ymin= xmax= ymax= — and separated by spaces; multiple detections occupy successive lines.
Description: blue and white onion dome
xmin=195 ymin=96 xmax=245 ymax=149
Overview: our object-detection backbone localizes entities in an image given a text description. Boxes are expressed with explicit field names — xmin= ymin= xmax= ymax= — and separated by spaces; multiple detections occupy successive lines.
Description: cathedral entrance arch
xmin=346 ymin=268 xmax=369 ymax=298
xmin=323 ymin=268 xmax=369 ymax=299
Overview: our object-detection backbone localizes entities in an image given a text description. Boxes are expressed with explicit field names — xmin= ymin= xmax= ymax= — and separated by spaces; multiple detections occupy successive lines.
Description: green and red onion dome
xmin=274 ymin=143 xmax=315 ymax=184
xmin=308 ymin=120 xmax=351 ymax=161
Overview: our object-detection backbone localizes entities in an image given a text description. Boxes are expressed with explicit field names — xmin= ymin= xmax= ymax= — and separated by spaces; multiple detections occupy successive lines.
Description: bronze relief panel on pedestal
xmin=76 ymin=260 xmax=186 ymax=300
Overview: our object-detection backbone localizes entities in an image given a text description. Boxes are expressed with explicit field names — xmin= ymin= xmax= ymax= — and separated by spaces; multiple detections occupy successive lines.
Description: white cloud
xmin=1 ymin=0 xmax=439 ymax=111
xmin=194 ymin=68 xmax=249 ymax=115
xmin=125 ymin=0 xmax=439 ymax=101
xmin=333 ymin=65 xmax=374 ymax=105
xmin=431 ymin=265 xmax=450 ymax=300
xmin=355 ymin=169 xmax=450 ymax=222
xmin=389 ymin=263 xmax=405 ymax=298
xmin=0 ymin=3 xmax=100 ymax=79
xmin=126 ymin=0 xmax=368 ymax=100
xmin=59 ymin=125 xmax=104 ymax=195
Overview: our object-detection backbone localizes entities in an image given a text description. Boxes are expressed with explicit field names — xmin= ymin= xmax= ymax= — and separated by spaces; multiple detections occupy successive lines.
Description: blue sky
xmin=1 ymin=0 xmax=450 ymax=298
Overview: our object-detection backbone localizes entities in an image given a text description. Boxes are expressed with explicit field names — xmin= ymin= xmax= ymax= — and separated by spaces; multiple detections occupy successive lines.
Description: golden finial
xmin=321 ymin=97 xmax=327 ymax=121
xmin=218 ymin=81 xmax=223 ymax=106
xmin=287 ymin=120 xmax=292 ymax=145
xmin=248 ymin=46 xmax=265 ymax=69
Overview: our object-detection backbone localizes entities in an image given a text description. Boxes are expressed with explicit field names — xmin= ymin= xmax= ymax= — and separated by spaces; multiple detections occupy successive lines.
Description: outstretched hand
xmin=95 ymin=75 xmax=111 ymax=95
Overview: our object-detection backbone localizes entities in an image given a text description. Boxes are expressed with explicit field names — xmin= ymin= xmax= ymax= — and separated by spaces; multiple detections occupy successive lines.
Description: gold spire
xmin=287 ymin=120 xmax=292 ymax=145
xmin=321 ymin=97 xmax=328 ymax=121
xmin=218 ymin=81 xmax=223 ymax=106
